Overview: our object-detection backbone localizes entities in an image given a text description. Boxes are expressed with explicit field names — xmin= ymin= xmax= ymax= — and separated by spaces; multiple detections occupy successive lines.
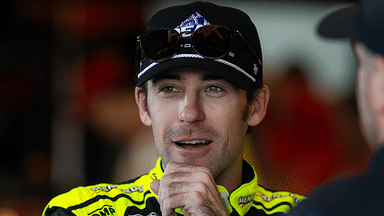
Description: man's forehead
xmin=150 ymin=68 xmax=227 ymax=84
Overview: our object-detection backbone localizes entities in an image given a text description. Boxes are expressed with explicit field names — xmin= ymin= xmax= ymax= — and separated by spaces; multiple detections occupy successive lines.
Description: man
xmin=288 ymin=0 xmax=384 ymax=215
xmin=43 ymin=2 xmax=305 ymax=216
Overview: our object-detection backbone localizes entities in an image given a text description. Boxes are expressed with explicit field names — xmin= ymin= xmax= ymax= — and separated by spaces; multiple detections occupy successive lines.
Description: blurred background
xmin=0 ymin=0 xmax=372 ymax=215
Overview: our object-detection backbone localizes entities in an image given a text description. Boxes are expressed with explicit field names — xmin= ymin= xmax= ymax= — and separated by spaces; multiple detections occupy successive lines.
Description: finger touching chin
xmin=150 ymin=179 xmax=160 ymax=195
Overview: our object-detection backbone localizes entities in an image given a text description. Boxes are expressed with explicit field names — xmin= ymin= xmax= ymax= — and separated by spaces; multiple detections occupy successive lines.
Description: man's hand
xmin=150 ymin=162 xmax=229 ymax=216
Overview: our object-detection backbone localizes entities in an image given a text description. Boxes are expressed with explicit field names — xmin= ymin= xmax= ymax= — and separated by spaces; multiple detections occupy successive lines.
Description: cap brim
xmin=318 ymin=6 xmax=358 ymax=39
xmin=137 ymin=57 xmax=254 ymax=90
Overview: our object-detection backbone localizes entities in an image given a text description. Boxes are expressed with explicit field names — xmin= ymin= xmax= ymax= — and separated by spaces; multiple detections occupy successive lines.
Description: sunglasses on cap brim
xmin=135 ymin=25 xmax=261 ymax=72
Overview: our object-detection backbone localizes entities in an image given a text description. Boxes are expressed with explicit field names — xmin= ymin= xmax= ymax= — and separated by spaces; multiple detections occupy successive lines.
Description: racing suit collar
xmin=148 ymin=157 xmax=259 ymax=215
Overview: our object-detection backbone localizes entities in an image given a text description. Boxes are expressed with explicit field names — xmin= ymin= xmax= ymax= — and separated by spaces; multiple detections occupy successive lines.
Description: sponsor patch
xmin=91 ymin=185 xmax=116 ymax=192
xmin=259 ymin=192 xmax=303 ymax=204
xmin=174 ymin=12 xmax=211 ymax=38
xmin=122 ymin=186 xmax=144 ymax=194
xmin=238 ymin=194 xmax=255 ymax=205
xmin=88 ymin=205 xmax=115 ymax=216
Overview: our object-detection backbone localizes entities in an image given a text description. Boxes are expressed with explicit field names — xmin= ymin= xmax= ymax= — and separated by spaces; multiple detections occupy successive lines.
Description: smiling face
xmin=135 ymin=67 xmax=269 ymax=182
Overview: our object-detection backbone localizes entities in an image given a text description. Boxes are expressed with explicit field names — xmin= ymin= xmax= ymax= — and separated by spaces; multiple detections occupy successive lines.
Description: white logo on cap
xmin=253 ymin=63 xmax=258 ymax=75
xmin=174 ymin=12 xmax=211 ymax=38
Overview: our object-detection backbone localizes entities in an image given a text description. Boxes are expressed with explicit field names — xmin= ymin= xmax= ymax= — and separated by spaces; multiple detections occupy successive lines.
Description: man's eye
xmin=207 ymin=86 xmax=223 ymax=93
xmin=161 ymin=86 xmax=178 ymax=93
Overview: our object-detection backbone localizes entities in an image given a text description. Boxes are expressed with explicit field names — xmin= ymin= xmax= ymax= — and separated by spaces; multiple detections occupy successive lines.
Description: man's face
xmin=136 ymin=68 xmax=265 ymax=178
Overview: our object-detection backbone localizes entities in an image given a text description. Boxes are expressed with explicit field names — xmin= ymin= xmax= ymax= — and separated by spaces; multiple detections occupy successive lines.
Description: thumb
xmin=150 ymin=179 xmax=160 ymax=195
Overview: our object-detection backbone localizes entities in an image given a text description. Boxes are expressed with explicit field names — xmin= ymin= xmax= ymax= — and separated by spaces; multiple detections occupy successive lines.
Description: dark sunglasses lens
xmin=192 ymin=26 xmax=232 ymax=58
xmin=142 ymin=29 xmax=179 ymax=61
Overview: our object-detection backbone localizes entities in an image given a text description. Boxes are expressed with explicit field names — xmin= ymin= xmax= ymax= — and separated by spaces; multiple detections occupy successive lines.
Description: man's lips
xmin=174 ymin=139 xmax=212 ymax=148
xmin=165 ymin=125 xmax=218 ymax=150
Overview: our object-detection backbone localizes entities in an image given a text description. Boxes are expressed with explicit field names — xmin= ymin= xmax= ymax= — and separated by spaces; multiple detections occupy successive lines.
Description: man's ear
xmin=372 ymin=56 xmax=384 ymax=124
xmin=135 ymin=87 xmax=152 ymax=126
xmin=246 ymin=85 xmax=270 ymax=126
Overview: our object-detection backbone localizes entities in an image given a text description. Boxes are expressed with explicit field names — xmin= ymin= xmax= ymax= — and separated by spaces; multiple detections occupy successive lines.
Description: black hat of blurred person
xmin=136 ymin=1 xmax=262 ymax=90
xmin=318 ymin=0 xmax=384 ymax=56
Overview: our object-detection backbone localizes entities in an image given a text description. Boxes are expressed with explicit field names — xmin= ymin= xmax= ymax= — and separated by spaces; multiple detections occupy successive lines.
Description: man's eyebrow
xmin=201 ymin=73 xmax=239 ymax=90
xmin=152 ymin=73 xmax=181 ymax=84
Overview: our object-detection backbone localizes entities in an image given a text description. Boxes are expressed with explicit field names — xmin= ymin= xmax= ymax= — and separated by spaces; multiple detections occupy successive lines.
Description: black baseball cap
xmin=318 ymin=0 xmax=384 ymax=56
xmin=136 ymin=1 xmax=263 ymax=90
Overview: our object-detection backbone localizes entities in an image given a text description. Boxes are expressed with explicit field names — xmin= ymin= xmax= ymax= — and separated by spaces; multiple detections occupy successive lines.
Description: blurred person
xmin=288 ymin=0 xmax=384 ymax=215
xmin=43 ymin=2 xmax=305 ymax=216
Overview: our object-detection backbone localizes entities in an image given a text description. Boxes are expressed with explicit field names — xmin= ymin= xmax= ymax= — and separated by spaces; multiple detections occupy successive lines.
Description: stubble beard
xmin=158 ymin=124 xmax=241 ymax=180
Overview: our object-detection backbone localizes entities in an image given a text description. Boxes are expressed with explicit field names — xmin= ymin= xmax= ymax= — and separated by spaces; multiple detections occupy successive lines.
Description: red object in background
xmin=17 ymin=0 xmax=144 ymax=37
xmin=82 ymin=50 xmax=126 ymax=98
xmin=81 ymin=1 xmax=143 ymax=37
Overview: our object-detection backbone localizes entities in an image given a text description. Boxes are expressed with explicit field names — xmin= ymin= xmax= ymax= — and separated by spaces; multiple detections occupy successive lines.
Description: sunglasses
xmin=135 ymin=25 xmax=261 ymax=71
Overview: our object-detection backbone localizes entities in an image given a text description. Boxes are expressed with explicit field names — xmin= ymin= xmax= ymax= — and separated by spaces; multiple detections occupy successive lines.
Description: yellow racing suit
xmin=43 ymin=158 xmax=305 ymax=216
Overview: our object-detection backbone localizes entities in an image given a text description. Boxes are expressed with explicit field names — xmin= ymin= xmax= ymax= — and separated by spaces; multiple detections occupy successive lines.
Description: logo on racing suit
xmin=259 ymin=192 xmax=303 ymax=204
xmin=238 ymin=194 xmax=255 ymax=205
xmin=88 ymin=205 xmax=115 ymax=216
xmin=90 ymin=185 xmax=116 ymax=192
xmin=122 ymin=185 xmax=144 ymax=194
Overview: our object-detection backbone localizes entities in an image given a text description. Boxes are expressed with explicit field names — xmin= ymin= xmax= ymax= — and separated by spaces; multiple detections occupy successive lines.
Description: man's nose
xmin=178 ymin=92 xmax=205 ymax=123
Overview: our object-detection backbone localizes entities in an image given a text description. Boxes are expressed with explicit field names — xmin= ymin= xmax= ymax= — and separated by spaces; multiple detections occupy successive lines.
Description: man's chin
xmin=162 ymin=156 xmax=209 ymax=168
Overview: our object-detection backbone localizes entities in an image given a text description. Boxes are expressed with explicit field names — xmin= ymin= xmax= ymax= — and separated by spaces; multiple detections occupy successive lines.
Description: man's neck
xmin=214 ymin=157 xmax=243 ymax=193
